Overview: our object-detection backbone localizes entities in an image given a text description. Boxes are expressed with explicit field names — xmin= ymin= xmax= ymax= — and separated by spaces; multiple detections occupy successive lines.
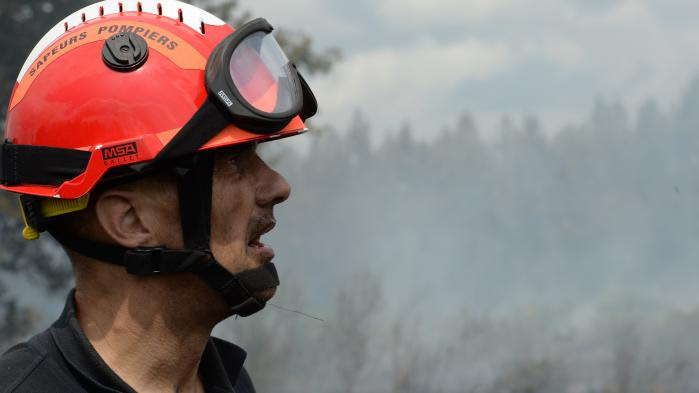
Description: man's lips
xmin=248 ymin=220 xmax=276 ymax=261
xmin=248 ymin=237 xmax=275 ymax=260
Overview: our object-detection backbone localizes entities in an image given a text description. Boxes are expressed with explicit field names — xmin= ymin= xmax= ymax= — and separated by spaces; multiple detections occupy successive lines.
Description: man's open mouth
xmin=247 ymin=221 xmax=276 ymax=261
xmin=248 ymin=236 xmax=267 ymax=249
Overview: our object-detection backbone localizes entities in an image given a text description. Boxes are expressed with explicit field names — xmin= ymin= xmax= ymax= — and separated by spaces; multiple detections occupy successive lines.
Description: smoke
xmin=215 ymin=77 xmax=699 ymax=392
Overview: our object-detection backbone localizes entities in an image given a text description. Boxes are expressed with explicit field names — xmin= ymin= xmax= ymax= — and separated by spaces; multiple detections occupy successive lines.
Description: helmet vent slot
xmin=81 ymin=13 xmax=86 ymax=22
xmin=137 ymin=2 xmax=143 ymax=13
xmin=118 ymin=2 xmax=123 ymax=13
xmin=64 ymin=22 xmax=68 ymax=32
xmin=157 ymin=3 xmax=163 ymax=15
xmin=99 ymin=6 xmax=104 ymax=16
xmin=178 ymin=9 xmax=184 ymax=23
xmin=200 ymin=21 xmax=206 ymax=34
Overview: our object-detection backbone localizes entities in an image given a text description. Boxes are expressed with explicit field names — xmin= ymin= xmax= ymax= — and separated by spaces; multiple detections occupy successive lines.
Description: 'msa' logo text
xmin=102 ymin=142 xmax=138 ymax=165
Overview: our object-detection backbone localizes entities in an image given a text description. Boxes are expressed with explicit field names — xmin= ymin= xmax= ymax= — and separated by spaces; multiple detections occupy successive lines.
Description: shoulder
xmin=0 ymin=332 xmax=77 ymax=393
xmin=0 ymin=340 xmax=48 ymax=393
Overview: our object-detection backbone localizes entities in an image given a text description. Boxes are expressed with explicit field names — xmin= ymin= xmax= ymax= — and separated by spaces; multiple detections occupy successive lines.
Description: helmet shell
xmin=2 ymin=0 xmax=306 ymax=199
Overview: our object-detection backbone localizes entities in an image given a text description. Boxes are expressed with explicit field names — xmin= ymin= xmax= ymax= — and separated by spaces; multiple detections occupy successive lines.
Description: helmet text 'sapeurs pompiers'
xmin=0 ymin=0 xmax=317 ymax=317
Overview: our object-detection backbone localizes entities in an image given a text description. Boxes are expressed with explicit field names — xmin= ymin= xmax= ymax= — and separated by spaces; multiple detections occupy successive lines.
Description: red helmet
xmin=1 ymin=0 xmax=318 ymax=317
xmin=1 ymin=0 xmax=313 ymax=200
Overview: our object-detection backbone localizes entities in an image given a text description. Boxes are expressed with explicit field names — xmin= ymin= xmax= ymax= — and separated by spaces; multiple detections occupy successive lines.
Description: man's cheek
xmin=210 ymin=239 xmax=247 ymax=271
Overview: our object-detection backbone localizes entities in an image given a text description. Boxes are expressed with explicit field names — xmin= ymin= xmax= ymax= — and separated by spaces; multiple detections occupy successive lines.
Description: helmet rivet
xmin=102 ymin=32 xmax=149 ymax=72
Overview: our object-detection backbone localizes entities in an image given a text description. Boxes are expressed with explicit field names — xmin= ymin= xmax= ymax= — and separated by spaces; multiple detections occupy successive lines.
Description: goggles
xmin=153 ymin=17 xmax=317 ymax=163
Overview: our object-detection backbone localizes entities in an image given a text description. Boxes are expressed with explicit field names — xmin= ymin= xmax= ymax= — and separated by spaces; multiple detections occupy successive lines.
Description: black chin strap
xmin=173 ymin=150 xmax=280 ymax=315
xmin=48 ymin=150 xmax=280 ymax=317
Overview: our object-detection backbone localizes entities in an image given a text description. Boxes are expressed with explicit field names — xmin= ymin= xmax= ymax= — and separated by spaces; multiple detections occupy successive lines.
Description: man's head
xmin=0 ymin=0 xmax=316 ymax=318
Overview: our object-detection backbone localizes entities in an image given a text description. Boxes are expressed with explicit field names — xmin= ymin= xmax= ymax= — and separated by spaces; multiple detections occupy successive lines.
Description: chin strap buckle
xmin=124 ymin=247 xmax=164 ymax=275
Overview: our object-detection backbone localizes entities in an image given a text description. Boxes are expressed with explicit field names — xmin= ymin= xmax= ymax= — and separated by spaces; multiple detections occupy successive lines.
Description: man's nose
xmin=257 ymin=164 xmax=291 ymax=207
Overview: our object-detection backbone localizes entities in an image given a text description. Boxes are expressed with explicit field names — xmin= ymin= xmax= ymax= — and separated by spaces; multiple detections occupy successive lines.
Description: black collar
xmin=50 ymin=290 xmax=247 ymax=392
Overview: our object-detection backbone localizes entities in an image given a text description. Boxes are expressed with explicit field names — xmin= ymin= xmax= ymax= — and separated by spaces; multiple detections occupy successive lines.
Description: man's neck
xmin=74 ymin=279 xmax=223 ymax=393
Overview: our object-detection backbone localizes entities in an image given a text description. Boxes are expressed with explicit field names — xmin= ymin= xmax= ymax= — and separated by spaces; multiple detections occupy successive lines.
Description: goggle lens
xmin=229 ymin=31 xmax=300 ymax=115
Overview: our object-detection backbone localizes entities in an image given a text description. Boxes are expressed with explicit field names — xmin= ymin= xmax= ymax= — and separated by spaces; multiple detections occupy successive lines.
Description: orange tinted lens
xmin=229 ymin=31 xmax=300 ymax=114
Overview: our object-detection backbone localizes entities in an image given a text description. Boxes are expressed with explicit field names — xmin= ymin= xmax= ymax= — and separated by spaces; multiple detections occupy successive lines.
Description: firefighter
xmin=0 ymin=0 xmax=317 ymax=391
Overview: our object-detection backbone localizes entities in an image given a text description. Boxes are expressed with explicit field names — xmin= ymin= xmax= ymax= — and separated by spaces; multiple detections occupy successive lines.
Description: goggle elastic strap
xmin=150 ymin=96 xmax=231 ymax=166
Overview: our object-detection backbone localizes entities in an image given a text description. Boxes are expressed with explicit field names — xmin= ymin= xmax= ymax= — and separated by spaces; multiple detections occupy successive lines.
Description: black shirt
xmin=0 ymin=291 xmax=256 ymax=393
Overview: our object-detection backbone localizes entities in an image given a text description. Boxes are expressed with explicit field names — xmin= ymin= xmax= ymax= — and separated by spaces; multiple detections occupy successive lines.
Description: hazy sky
xmin=243 ymin=0 xmax=699 ymax=141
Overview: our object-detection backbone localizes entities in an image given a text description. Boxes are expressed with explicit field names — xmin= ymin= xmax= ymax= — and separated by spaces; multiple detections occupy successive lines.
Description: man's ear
xmin=94 ymin=190 xmax=154 ymax=248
